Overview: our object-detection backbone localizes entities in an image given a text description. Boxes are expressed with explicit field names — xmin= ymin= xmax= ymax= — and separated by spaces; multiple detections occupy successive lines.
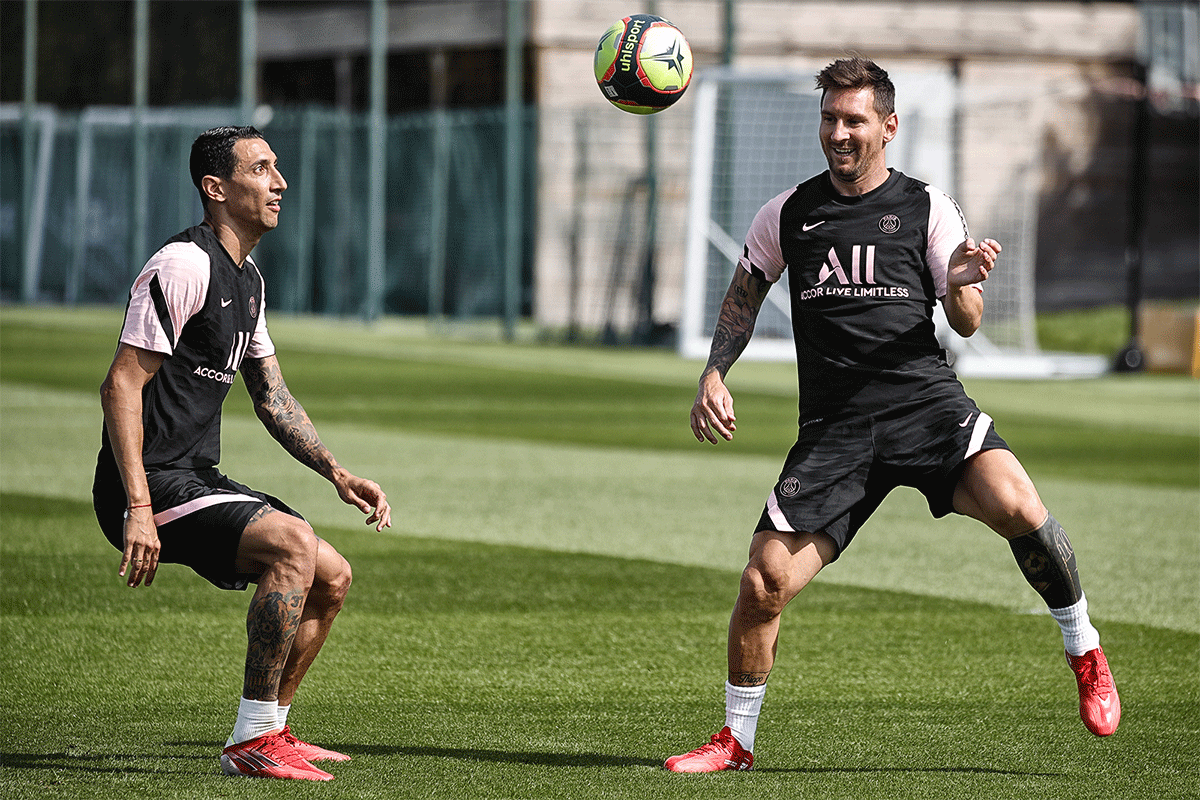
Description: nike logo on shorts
xmin=959 ymin=413 xmax=974 ymax=427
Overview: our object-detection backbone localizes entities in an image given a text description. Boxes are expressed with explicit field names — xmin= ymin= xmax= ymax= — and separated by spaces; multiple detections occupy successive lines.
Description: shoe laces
xmin=693 ymin=730 xmax=737 ymax=756
xmin=257 ymin=732 xmax=305 ymax=763
xmin=1073 ymin=653 xmax=1113 ymax=694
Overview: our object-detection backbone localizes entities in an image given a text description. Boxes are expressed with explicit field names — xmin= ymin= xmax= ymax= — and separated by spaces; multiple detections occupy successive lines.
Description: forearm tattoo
xmin=243 ymin=588 xmax=305 ymax=700
xmin=706 ymin=269 xmax=770 ymax=379
xmin=241 ymin=358 xmax=334 ymax=477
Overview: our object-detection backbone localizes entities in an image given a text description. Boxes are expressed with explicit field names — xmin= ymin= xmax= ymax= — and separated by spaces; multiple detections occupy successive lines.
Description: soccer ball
xmin=594 ymin=15 xmax=693 ymax=114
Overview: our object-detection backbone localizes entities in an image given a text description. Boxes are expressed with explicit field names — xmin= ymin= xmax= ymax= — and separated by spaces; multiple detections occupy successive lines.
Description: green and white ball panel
xmin=593 ymin=20 xmax=625 ymax=85
xmin=637 ymin=23 xmax=692 ymax=92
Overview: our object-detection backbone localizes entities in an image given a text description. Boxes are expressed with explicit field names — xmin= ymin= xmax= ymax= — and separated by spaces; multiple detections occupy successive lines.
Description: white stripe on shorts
xmin=765 ymin=490 xmax=796 ymax=532
xmin=965 ymin=412 xmax=994 ymax=460
xmin=150 ymin=493 xmax=263 ymax=526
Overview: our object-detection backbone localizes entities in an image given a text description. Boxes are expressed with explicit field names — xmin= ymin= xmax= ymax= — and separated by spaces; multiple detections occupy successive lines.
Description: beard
xmin=824 ymin=141 xmax=883 ymax=186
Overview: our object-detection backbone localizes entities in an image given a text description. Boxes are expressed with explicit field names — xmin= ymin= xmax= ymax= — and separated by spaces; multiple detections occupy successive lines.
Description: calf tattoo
xmin=730 ymin=671 xmax=771 ymax=687
xmin=1008 ymin=513 xmax=1083 ymax=609
xmin=244 ymin=588 xmax=305 ymax=700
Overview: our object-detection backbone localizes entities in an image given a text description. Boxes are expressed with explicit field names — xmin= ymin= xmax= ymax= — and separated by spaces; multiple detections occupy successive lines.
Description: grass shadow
xmin=1 ymin=750 xmax=211 ymax=775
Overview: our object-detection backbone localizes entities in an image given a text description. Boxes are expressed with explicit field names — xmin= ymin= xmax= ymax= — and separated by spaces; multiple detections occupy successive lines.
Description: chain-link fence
xmin=0 ymin=103 xmax=536 ymax=319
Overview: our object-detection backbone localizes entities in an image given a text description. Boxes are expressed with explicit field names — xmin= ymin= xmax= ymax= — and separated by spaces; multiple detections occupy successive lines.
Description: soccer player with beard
xmin=94 ymin=126 xmax=392 ymax=781
xmin=664 ymin=58 xmax=1119 ymax=773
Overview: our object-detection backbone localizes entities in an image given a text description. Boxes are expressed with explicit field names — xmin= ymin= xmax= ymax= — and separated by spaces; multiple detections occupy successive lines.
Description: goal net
xmin=679 ymin=68 xmax=1105 ymax=378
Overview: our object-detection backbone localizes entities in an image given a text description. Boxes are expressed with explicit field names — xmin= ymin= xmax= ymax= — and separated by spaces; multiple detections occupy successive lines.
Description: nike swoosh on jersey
xmin=801 ymin=220 xmax=826 ymax=231
xmin=220 ymin=298 xmax=233 ymax=307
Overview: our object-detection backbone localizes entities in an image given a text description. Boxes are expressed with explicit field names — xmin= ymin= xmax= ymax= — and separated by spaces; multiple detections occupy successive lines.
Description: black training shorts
xmin=93 ymin=465 xmax=304 ymax=590
xmin=756 ymin=392 xmax=1010 ymax=559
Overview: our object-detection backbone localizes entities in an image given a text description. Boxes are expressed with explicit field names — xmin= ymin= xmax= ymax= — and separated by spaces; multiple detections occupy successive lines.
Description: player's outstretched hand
xmin=692 ymin=369 xmax=737 ymax=444
xmin=948 ymin=237 xmax=1002 ymax=287
xmin=333 ymin=470 xmax=392 ymax=531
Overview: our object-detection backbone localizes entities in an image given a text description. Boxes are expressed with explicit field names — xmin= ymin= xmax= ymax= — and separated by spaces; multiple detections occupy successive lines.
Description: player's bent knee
xmin=305 ymin=539 xmax=352 ymax=611
xmin=738 ymin=565 xmax=791 ymax=620
xmin=319 ymin=557 xmax=353 ymax=607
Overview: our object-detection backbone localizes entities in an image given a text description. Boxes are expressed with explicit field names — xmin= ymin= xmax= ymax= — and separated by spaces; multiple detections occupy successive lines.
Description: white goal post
xmin=679 ymin=68 xmax=1106 ymax=378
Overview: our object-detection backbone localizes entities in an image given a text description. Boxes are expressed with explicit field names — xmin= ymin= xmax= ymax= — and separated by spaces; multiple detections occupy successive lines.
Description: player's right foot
xmin=1067 ymin=646 xmax=1121 ymax=736
xmin=664 ymin=726 xmax=753 ymax=773
xmin=220 ymin=730 xmax=335 ymax=781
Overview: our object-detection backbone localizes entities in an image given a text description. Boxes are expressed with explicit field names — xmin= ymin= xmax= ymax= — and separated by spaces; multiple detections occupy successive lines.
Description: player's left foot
xmin=280 ymin=724 xmax=352 ymax=762
xmin=1067 ymin=646 xmax=1120 ymax=736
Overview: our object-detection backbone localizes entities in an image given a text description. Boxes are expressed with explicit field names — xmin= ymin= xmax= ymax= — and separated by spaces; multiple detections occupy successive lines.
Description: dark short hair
xmin=815 ymin=57 xmax=895 ymax=120
xmin=189 ymin=126 xmax=265 ymax=209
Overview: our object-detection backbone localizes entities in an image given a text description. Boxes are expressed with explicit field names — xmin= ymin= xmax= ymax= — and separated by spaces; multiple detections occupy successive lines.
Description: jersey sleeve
xmin=924 ymin=185 xmax=981 ymax=299
xmin=119 ymin=242 xmax=209 ymax=355
xmin=246 ymin=304 xmax=275 ymax=359
xmin=738 ymin=189 xmax=790 ymax=283
xmin=245 ymin=258 xmax=276 ymax=360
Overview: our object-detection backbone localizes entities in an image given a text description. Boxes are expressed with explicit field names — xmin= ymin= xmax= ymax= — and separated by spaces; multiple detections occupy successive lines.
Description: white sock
xmin=230 ymin=697 xmax=280 ymax=745
xmin=1050 ymin=594 xmax=1101 ymax=656
xmin=725 ymin=681 xmax=766 ymax=753
xmin=277 ymin=703 xmax=291 ymax=730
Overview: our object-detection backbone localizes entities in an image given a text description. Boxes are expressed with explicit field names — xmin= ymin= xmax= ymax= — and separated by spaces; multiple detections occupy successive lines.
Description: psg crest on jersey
xmin=249 ymin=296 xmax=258 ymax=318
xmin=879 ymin=215 xmax=901 ymax=234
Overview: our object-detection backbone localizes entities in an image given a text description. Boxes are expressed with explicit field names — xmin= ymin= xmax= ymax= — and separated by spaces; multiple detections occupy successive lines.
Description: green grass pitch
xmin=2 ymin=306 xmax=1197 ymax=800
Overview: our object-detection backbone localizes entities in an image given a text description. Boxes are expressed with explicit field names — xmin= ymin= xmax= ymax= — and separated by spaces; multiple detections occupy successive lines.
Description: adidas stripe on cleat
xmin=280 ymin=724 xmax=351 ymax=762
xmin=664 ymin=726 xmax=753 ymax=773
xmin=220 ymin=730 xmax=334 ymax=781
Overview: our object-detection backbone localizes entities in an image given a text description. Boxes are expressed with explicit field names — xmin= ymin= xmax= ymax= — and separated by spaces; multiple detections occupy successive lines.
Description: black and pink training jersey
xmin=739 ymin=169 xmax=980 ymax=416
xmin=98 ymin=224 xmax=275 ymax=472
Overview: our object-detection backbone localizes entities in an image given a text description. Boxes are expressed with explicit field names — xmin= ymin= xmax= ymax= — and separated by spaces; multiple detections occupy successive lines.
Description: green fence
xmin=0 ymin=104 xmax=536 ymax=319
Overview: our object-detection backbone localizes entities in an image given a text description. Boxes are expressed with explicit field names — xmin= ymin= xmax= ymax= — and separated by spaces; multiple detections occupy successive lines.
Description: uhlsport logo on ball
xmin=594 ymin=14 xmax=692 ymax=114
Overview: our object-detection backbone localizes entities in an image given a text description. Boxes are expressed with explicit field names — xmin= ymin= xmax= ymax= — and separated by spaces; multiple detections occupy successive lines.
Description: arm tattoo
xmin=705 ymin=269 xmax=771 ymax=379
xmin=241 ymin=357 xmax=336 ymax=478
xmin=243 ymin=588 xmax=305 ymax=700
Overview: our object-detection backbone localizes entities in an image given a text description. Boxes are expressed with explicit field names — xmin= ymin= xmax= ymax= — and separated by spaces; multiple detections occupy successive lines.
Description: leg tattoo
xmin=1008 ymin=513 xmax=1083 ymax=609
xmin=730 ymin=671 xmax=771 ymax=687
xmin=244 ymin=588 xmax=305 ymax=700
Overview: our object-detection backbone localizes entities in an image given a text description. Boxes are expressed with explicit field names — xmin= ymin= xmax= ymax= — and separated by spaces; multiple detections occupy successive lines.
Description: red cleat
xmin=664 ymin=726 xmax=753 ymax=773
xmin=220 ymin=730 xmax=334 ymax=781
xmin=280 ymin=724 xmax=351 ymax=762
xmin=1067 ymin=646 xmax=1121 ymax=736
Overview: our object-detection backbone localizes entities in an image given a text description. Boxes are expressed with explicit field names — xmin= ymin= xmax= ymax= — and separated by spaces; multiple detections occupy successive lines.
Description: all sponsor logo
xmin=799 ymin=244 xmax=911 ymax=302
xmin=816 ymin=245 xmax=876 ymax=287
